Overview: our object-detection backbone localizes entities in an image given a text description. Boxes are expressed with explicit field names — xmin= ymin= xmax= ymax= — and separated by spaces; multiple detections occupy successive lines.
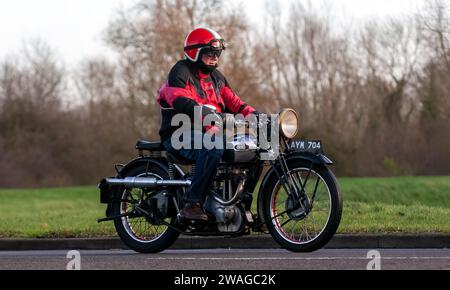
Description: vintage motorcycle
xmin=98 ymin=109 xmax=343 ymax=253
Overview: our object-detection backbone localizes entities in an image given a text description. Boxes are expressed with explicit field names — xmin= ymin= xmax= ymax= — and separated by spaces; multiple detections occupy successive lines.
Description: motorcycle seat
xmin=136 ymin=140 xmax=165 ymax=151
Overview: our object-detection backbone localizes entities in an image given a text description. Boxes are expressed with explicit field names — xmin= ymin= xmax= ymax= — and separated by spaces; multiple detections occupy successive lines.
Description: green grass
xmin=0 ymin=176 xmax=449 ymax=238
xmin=338 ymin=176 xmax=450 ymax=233
xmin=0 ymin=187 xmax=115 ymax=238
xmin=340 ymin=176 xmax=450 ymax=208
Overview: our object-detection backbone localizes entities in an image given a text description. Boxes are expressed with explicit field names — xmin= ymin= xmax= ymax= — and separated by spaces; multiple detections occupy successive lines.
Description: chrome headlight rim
xmin=279 ymin=108 xmax=299 ymax=139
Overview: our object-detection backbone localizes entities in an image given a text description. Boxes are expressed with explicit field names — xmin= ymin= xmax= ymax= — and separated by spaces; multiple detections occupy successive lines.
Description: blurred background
xmin=0 ymin=0 xmax=449 ymax=188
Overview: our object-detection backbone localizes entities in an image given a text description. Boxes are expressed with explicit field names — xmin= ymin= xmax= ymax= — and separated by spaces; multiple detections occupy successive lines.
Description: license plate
xmin=290 ymin=140 xmax=324 ymax=154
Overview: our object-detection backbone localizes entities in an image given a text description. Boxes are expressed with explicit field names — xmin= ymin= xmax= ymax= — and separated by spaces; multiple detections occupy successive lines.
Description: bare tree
xmin=0 ymin=40 xmax=70 ymax=187
xmin=420 ymin=0 xmax=450 ymax=72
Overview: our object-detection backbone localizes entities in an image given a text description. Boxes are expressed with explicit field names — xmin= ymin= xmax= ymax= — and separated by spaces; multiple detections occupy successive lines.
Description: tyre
xmin=262 ymin=159 xmax=343 ymax=252
xmin=112 ymin=163 xmax=180 ymax=253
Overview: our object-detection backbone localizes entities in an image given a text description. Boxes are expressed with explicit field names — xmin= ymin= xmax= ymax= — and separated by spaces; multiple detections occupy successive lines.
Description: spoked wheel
xmin=112 ymin=164 xmax=180 ymax=253
xmin=263 ymin=160 xmax=343 ymax=252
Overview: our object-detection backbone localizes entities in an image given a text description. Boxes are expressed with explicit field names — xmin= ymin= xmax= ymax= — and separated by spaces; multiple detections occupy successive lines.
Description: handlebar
xmin=224 ymin=114 xmax=272 ymax=128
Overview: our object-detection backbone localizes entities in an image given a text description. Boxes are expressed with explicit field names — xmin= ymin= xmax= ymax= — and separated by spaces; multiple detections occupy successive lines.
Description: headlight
xmin=279 ymin=109 xmax=299 ymax=139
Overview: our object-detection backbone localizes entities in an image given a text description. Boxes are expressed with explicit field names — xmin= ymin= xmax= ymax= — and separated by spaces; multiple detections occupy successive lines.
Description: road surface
xmin=1 ymin=249 xmax=449 ymax=270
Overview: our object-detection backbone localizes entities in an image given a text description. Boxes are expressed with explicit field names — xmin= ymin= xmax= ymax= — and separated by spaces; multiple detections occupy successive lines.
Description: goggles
xmin=184 ymin=39 xmax=227 ymax=52
xmin=203 ymin=49 xmax=223 ymax=58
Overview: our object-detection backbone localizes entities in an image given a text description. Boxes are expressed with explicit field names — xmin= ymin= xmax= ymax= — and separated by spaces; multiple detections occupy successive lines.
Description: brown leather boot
xmin=180 ymin=203 xmax=208 ymax=221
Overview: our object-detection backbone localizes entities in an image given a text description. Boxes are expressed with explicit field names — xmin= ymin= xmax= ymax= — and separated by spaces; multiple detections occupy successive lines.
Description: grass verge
xmin=0 ymin=176 xmax=449 ymax=238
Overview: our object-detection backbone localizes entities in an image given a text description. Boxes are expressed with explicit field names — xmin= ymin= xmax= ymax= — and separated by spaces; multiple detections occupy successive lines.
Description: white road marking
xmin=146 ymin=257 xmax=450 ymax=261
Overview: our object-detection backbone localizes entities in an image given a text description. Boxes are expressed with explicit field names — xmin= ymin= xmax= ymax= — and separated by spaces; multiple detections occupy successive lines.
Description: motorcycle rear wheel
xmin=112 ymin=164 xmax=180 ymax=253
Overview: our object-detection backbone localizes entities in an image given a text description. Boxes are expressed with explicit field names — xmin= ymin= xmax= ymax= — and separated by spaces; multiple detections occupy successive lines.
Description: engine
xmin=204 ymin=196 xmax=243 ymax=233
xmin=204 ymin=167 xmax=247 ymax=233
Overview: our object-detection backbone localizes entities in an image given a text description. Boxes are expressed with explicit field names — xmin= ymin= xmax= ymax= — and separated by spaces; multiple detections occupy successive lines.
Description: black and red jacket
xmin=157 ymin=59 xmax=256 ymax=142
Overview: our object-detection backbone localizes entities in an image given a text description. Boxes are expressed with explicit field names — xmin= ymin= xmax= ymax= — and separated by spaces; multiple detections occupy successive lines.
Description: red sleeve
xmin=220 ymin=86 xmax=256 ymax=117
xmin=160 ymin=81 xmax=196 ymax=107
xmin=157 ymin=61 xmax=202 ymax=111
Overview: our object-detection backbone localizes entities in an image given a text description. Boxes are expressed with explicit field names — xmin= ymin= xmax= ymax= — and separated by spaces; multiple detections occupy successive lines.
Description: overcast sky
xmin=0 ymin=0 xmax=425 ymax=66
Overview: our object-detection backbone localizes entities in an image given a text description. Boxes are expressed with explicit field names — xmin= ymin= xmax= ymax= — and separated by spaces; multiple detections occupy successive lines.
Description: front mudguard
xmin=256 ymin=152 xmax=333 ymax=224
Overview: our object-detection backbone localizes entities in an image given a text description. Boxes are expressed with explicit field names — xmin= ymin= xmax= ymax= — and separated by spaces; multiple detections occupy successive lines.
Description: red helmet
xmin=184 ymin=28 xmax=226 ymax=62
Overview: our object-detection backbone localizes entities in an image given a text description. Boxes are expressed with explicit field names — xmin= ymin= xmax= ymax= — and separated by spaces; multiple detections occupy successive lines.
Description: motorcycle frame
xmin=100 ymin=137 xmax=334 ymax=234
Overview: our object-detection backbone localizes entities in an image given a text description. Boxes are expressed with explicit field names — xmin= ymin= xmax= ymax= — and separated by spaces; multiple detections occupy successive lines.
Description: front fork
xmin=270 ymin=153 xmax=313 ymax=217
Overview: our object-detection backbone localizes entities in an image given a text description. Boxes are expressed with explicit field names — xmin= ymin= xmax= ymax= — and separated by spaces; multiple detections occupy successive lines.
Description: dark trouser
xmin=163 ymin=131 xmax=225 ymax=204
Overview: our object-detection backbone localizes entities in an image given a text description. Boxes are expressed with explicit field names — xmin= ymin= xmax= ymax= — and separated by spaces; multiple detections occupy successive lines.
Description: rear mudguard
xmin=256 ymin=152 xmax=333 ymax=224
xmin=117 ymin=157 xmax=170 ymax=179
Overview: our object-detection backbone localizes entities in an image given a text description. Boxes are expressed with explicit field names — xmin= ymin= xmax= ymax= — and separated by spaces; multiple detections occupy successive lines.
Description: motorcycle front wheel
xmin=111 ymin=164 xmax=180 ymax=253
xmin=262 ymin=159 xmax=343 ymax=252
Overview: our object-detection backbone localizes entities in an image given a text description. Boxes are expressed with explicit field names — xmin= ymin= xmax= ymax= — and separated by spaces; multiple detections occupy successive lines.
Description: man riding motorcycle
xmin=157 ymin=28 xmax=257 ymax=221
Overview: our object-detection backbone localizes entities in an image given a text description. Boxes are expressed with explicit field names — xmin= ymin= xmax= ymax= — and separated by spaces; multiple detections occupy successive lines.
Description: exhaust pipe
xmin=106 ymin=177 xmax=191 ymax=189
